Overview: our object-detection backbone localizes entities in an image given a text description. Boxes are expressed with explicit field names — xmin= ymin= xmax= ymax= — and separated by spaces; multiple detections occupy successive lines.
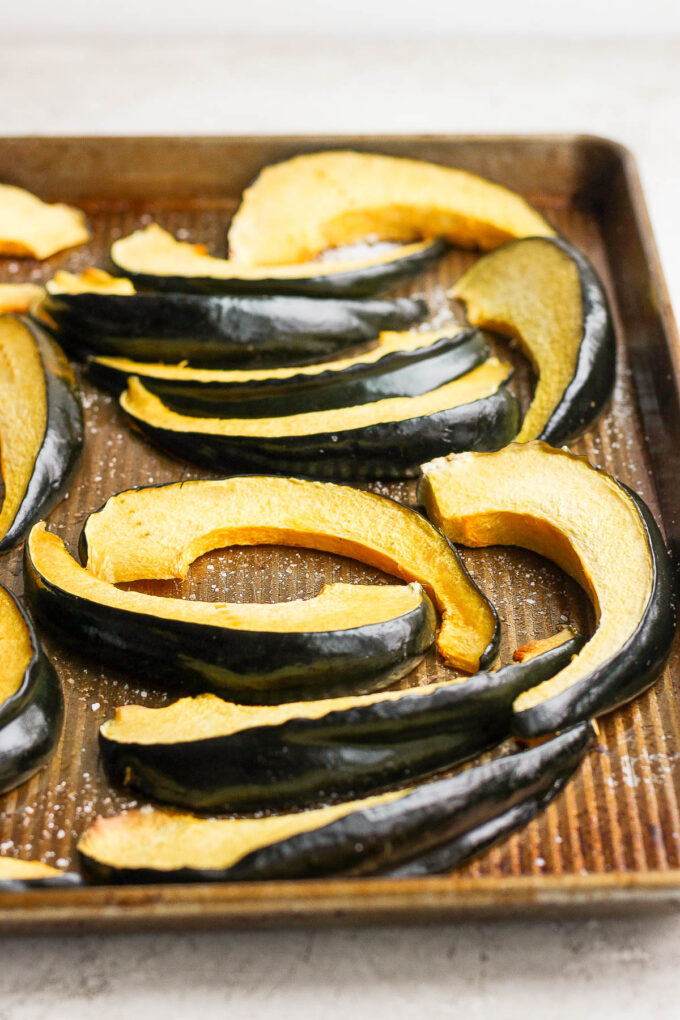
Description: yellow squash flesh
xmin=120 ymin=358 xmax=511 ymax=439
xmin=418 ymin=442 xmax=654 ymax=712
xmin=112 ymin=223 xmax=440 ymax=282
xmin=0 ymin=284 xmax=44 ymax=315
xmin=101 ymin=628 xmax=574 ymax=744
xmin=46 ymin=267 xmax=136 ymax=296
xmin=0 ymin=317 xmax=48 ymax=546
xmin=0 ymin=857 xmax=64 ymax=880
xmin=0 ymin=184 xmax=90 ymax=259
xmin=0 ymin=586 xmax=32 ymax=708
xmin=28 ymin=524 xmax=427 ymax=634
xmin=227 ymin=151 xmax=555 ymax=265
xmin=452 ymin=238 xmax=583 ymax=441
xmin=82 ymin=476 xmax=497 ymax=673
xmin=79 ymin=792 xmax=406 ymax=873
xmin=93 ymin=326 xmax=464 ymax=384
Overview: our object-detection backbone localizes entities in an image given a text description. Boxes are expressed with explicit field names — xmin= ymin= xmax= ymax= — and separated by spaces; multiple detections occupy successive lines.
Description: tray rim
xmin=1 ymin=131 xmax=679 ymax=932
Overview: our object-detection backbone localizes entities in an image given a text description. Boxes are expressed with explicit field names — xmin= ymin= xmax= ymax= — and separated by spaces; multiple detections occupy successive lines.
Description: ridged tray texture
xmin=1 ymin=189 xmax=679 ymax=905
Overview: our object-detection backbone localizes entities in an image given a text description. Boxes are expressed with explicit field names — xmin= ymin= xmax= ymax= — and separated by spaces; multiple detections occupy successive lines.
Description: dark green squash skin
xmin=538 ymin=237 xmax=616 ymax=445
xmin=23 ymin=541 xmax=437 ymax=703
xmin=38 ymin=293 xmax=427 ymax=367
xmin=513 ymin=487 xmax=677 ymax=737
xmin=80 ymin=723 xmax=593 ymax=884
xmin=0 ymin=584 xmax=64 ymax=795
xmin=99 ymin=632 xmax=583 ymax=813
xmin=89 ymin=330 xmax=488 ymax=418
xmin=0 ymin=873 xmax=82 ymax=892
xmin=0 ymin=317 xmax=83 ymax=553
xmin=122 ymin=381 xmax=521 ymax=481
xmin=110 ymin=239 xmax=450 ymax=299
xmin=386 ymin=723 xmax=593 ymax=877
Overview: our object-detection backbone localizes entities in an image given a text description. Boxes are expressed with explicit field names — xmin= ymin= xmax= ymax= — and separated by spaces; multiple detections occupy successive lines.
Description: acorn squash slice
xmin=37 ymin=265 xmax=427 ymax=366
xmin=0 ymin=582 xmax=63 ymax=795
xmin=90 ymin=328 xmax=487 ymax=417
xmin=418 ymin=442 xmax=676 ymax=735
xmin=0 ymin=857 xmax=81 ymax=890
xmin=118 ymin=359 xmax=520 ymax=480
xmin=78 ymin=476 xmax=498 ymax=674
xmin=26 ymin=524 xmax=437 ymax=702
xmin=0 ymin=315 xmax=83 ymax=552
xmin=0 ymin=184 xmax=90 ymax=259
xmin=227 ymin=150 xmax=555 ymax=265
xmin=100 ymin=629 xmax=582 ymax=812
xmin=0 ymin=283 xmax=44 ymax=315
xmin=111 ymin=224 xmax=449 ymax=299
xmin=452 ymin=237 xmax=615 ymax=444
xmin=79 ymin=723 xmax=592 ymax=883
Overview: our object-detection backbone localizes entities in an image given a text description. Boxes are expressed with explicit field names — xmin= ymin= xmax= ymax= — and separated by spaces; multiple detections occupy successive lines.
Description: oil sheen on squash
xmin=418 ymin=442 xmax=673 ymax=732
xmin=227 ymin=150 xmax=555 ymax=265
xmin=81 ymin=476 xmax=498 ymax=672
xmin=0 ymin=317 xmax=48 ymax=546
xmin=120 ymin=358 xmax=511 ymax=438
xmin=0 ymin=584 xmax=32 ymax=707
xmin=91 ymin=326 xmax=467 ymax=389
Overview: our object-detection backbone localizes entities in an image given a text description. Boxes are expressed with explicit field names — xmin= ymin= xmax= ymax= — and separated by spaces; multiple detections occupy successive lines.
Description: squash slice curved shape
xmin=118 ymin=360 xmax=520 ymax=480
xmin=0 ymin=582 xmax=63 ymax=794
xmin=25 ymin=523 xmax=437 ymax=703
xmin=78 ymin=724 xmax=593 ymax=883
xmin=111 ymin=224 xmax=449 ymax=299
xmin=79 ymin=475 xmax=499 ymax=675
xmin=452 ymin=236 xmax=615 ymax=444
xmin=418 ymin=442 xmax=676 ymax=735
xmin=0 ymin=316 xmax=83 ymax=551
xmin=227 ymin=150 xmax=555 ymax=265
xmin=99 ymin=630 xmax=582 ymax=812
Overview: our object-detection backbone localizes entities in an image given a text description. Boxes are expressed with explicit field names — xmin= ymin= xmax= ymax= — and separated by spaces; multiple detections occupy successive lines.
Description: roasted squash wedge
xmin=26 ymin=524 xmax=436 ymax=702
xmin=0 ymin=283 xmax=44 ymax=315
xmin=37 ymin=266 xmax=427 ymax=366
xmin=111 ymin=224 xmax=449 ymax=299
xmin=418 ymin=443 xmax=676 ymax=735
xmin=0 ymin=857 xmax=81 ymax=890
xmin=90 ymin=328 xmax=488 ymax=417
xmin=119 ymin=360 xmax=520 ymax=480
xmin=79 ymin=476 xmax=499 ymax=673
xmin=0 ymin=582 xmax=63 ymax=794
xmin=0 ymin=316 xmax=83 ymax=552
xmin=0 ymin=184 xmax=90 ymax=259
xmin=452 ymin=237 xmax=615 ymax=443
xmin=100 ymin=629 xmax=582 ymax=811
xmin=227 ymin=150 xmax=555 ymax=265
xmin=79 ymin=723 xmax=592 ymax=883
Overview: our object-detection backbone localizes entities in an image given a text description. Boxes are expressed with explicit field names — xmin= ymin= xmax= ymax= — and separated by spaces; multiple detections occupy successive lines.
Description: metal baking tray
xmin=0 ymin=135 xmax=679 ymax=932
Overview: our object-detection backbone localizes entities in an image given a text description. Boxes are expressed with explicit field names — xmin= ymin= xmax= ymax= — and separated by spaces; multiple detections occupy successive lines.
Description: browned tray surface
xmin=1 ymin=135 xmax=679 ymax=932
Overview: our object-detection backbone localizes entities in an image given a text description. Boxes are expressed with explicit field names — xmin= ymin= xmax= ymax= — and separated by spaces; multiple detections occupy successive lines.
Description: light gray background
xmin=1 ymin=16 xmax=679 ymax=1020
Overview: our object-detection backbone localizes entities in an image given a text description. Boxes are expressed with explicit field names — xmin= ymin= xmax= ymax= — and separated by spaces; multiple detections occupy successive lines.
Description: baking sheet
xmin=0 ymin=135 xmax=679 ymax=930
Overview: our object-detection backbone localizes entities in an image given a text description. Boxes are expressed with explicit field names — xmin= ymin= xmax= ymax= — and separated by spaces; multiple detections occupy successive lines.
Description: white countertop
xmin=1 ymin=33 xmax=679 ymax=1020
